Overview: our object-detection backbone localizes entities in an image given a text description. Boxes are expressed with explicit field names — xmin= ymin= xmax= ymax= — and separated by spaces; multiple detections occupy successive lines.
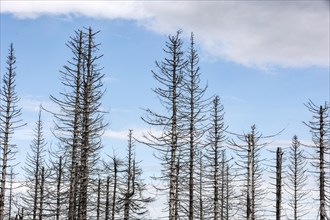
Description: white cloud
xmin=1 ymin=1 xmax=329 ymax=68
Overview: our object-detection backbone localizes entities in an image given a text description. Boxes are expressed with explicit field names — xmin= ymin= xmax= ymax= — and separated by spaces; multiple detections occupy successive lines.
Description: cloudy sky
xmin=0 ymin=1 xmax=329 ymax=216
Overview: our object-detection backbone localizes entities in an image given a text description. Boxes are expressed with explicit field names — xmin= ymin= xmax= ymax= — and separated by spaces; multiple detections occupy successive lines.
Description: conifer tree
xmin=285 ymin=135 xmax=310 ymax=219
xmin=304 ymin=100 xmax=330 ymax=220
xmin=229 ymin=125 xmax=268 ymax=220
xmin=118 ymin=130 xmax=153 ymax=219
xmin=180 ymin=32 xmax=208 ymax=220
xmin=21 ymin=106 xmax=47 ymax=219
xmin=141 ymin=30 xmax=186 ymax=220
xmin=205 ymin=96 xmax=226 ymax=219
xmin=0 ymin=44 xmax=25 ymax=219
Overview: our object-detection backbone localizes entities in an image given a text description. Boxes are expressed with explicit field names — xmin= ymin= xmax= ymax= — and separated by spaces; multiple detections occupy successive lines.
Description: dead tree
xmin=0 ymin=44 xmax=25 ymax=219
xmin=178 ymin=32 xmax=209 ymax=220
xmin=141 ymin=30 xmax=186 ymax=220
xmin=276 ymin=147 xmax=283 ymax=220
xmin=49 ymin=29 xmax=84 ymax=220
xmin=285 ymin=135 xmax=310 ymax=219
xmin=117 ymin=130 xmax=153 ymax=219
xmin=21 ymin=106 xmax=47 ymax=219
xmin=229 ymin=125 xmax=268 ymax=220
xmin=103 ymin=154 xmax=124 ymax=220
xmin=205 ymin=96 xmax=226 ymax=220
xmin=78 ymin=27 xmax=106 ymax=220
xmin=304 ymin=100 xmax=329 ymax=220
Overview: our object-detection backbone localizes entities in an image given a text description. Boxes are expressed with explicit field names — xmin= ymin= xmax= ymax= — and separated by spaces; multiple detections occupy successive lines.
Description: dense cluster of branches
xmin=0 ymin=28 xmax=152 ymax=219
xmin=0 ymin=28 xmax=329 ymax=220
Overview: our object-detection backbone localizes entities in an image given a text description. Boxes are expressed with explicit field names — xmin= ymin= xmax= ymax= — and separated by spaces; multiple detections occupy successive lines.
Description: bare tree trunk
xmin=169 ymin=75 xmax=178 ymax=220
xmin=220 ymin=150 xmax=225 ymax=220
xmin=39 ymin=166 xmax=45 ymax=220
xmin=68 ymin=30 xmax=83 ymax=220
xmin=8 ymin=168 xmax=14 ymax=220
xmin=33 ymin=163 xmax=39 ymax=220
xmin=276 ymin=147 xmax=283 ymax=220
xmin=78 ymin=36 xmax=92 ymax=220
xmin=225 ymin=165 xmax=230 ymax=220
xmin=247 ymin=133 xmax=255 ymax=220
xmin=105 ymin=176 xmax=110 ymax=220
xmin=174 ymin=150 xmax=181 ymax=220
xmin=56 ymin=157 xmax=63 ymax=220
xmin=112 ymin=159 xmax=118 ymax=220
xmin=214 ymin=145 xmax=219 ymax=220
xmin=318 ymin=106 xmax=326 ymax=220
xmin=198 ymin=151 xmax=204 ymax=220
xmin=96 ymin=178 xmax=101 ymax=220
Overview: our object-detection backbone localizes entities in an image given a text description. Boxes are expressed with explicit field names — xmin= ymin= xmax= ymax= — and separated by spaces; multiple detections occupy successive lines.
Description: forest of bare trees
xmin=0 ymin=28 xmax=329 ymax=220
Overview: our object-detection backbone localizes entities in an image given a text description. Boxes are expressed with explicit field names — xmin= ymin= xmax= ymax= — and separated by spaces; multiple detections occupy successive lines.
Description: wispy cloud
xmin=104 ymin=127 xmax=162 ymax=141
xmin=19 ymin=95 xmax=58 ymax=113
xmin=222 ymin=95 xmax=245 ymax=103
xmin=2 ymin=1 xmax=328 ymax=69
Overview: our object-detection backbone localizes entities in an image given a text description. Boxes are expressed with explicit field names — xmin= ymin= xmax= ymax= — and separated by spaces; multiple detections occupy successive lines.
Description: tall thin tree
xmin=285 ymin=135 xmax=310 ymax=219
xmin=50 ymin=29 xmax=84 ymax=220
xmin=205 ymin=96 xmax=226 ymax=220
xmin=0 ymin=44 xmax=25 ymax=219
xmin=119 ymin=130 xmax=153 ymax=219
xmin=21 ymin=106 xmax=47 ymax=219
xmin=276 ymin=147 xmax=283 ymax=220
xmin=229 ymin=125 xmax=268 ymax=220
xmin=304 ymin=100 xmax=329 ymax=220
xmin=141 ymin=30 xmax=186 ymax=220
xmin=181 ymin=32 xmax=208 ymax=220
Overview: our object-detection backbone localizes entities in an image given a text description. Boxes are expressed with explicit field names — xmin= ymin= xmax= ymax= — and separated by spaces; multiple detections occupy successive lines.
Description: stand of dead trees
xmin=0 ymin=28 xmax=329 ymax=220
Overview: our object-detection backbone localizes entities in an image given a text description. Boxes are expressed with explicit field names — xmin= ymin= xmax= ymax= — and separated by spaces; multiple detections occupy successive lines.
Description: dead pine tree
xmin=266 ymin=146 xmax=285 ymax=219
xmin=204 ymin=96 xmax=227 ymax=220
xmin=285 ymin=135 xmax=310 ymax=220
xmin=180 ymin=32 xmax=208 ymax=220
xmin=117 ymin=130 xmax=153 ymax=219
xmin=21 ymin=106 xmax=47 ymax=219
xmin=78 ymin=27 xmax=106 ymax=220
xmin=141 ymin=30 xmax=186 ymax=220
xmin=304 ymin=100 xmax=329 ymax=220
xmin=49 ymin=29 xmax=84 ymax=220
xmin=229 ymin=125 xmax=269 ymax=220
xmin=0 ymin=44 xmax=25 ymax=219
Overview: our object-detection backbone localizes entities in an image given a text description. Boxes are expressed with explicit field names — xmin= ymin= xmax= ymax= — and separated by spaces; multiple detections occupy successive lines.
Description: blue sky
xmin=0 ymin=2 xmax=329 ymax=214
